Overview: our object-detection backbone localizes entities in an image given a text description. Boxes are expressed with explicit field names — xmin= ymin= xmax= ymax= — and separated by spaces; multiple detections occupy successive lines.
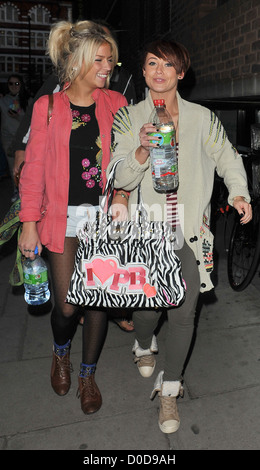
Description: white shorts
xmin=65 ymin=205 xmax=99 ymax=238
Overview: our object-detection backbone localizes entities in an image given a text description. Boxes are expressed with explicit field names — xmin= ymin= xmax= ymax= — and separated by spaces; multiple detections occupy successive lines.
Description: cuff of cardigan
xmin=228 ymin=189 xmax=251 ymax=206
xmin=125 ymin=150 xmax=150 ymax=173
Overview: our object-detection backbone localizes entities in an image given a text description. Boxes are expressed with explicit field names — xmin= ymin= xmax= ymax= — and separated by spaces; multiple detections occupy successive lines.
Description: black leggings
xmin=133 ymin=241 xmax=200 ymax=381
xmin=48 ymin=237 xmax=108 ymax=365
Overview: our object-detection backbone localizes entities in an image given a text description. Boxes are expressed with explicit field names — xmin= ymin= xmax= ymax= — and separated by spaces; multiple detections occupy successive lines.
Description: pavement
xmin=0 ymin=175 xmax=260 ymax=453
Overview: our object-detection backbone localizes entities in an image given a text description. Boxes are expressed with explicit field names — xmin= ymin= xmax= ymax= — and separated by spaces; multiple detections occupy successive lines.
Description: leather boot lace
xmin=77 ymin=375 xmax=96 ymax=398
xmin=54 ymin=353 xmax=73 ymax=378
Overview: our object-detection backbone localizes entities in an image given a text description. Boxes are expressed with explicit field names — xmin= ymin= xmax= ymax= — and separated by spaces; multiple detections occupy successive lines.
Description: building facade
xmin=0 ymin=1 xmax=72 ymax=93
xmin=1 ymin=0 xmax=259 ymax=103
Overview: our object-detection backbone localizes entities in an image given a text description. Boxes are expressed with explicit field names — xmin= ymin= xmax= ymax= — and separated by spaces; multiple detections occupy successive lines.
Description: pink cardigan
xmin=19 ymin=88 xmax=127 ymax=253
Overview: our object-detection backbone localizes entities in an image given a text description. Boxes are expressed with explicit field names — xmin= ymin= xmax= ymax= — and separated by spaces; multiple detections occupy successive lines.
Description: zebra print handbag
xmin=66 ymin=162 xmax=185 ymax=309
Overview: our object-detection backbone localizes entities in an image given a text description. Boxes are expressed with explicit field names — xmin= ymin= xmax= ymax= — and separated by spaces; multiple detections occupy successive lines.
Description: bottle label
xmin=153 ymin=160 xmax=178 ymax=178
xmin=149 ymin=129 xmax=175 ymax=147
xmin=24 ymin=270 xmax=48 ymax=285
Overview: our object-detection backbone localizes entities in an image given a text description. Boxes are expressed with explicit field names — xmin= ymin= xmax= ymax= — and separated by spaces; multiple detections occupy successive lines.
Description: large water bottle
xmin=149 ymin=99 xmax=178 ymax=192
xmin=23 ymin=247 xmax=50 ymax=305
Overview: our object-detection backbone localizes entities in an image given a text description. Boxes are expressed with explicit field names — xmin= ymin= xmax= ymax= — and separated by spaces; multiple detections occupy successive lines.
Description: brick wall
xmin=186 ymin=0 xmax=260 ymax=99
xmin=120 ymin=0 xmax=260 ymax=100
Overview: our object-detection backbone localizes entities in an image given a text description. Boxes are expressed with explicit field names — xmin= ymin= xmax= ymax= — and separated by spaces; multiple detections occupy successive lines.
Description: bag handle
xmin=100 ymin=159 xmax=124 ymax=212
xmin=100 ymin=160 xmax=142 ymax=214
xmin=98 ymin=160 xmax=146 ymax=234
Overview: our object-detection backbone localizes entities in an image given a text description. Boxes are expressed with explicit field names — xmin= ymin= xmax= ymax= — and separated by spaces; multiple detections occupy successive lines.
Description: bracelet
xmin=116 ymin=192 xmax=129 ymax=201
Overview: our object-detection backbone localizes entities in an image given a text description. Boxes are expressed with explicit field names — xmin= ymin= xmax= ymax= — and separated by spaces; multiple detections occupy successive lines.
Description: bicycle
xmin=227 ymin=149 xmax=260 ymax=291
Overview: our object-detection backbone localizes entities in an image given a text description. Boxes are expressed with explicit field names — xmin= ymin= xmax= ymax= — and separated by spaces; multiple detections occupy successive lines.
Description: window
xmin=30 ymin=56 xmax=52 ymax=75
xmin=0 ymin=54 xmax=51 ymax=75
xmin=0 ymin=57 xmax=5 ymax=73
xmin=29 ymin=6 xmax=51 ymax=25
xmin=0 ymin=29 xmax=19 ymax=47
xmin=6 ymin=31 xmax=13 ymax=46
xmin=0 ymin=30 xmax=4 ymax=47
xmin=0 ymin=55 xmax=19 ymax=73
xmin=0 ymin=3 xmax=19 ymax=22
xmin=7 ymin=56 xmax=14 ymax=72
xmin=30 ymin=32 xmax=49 ymax=50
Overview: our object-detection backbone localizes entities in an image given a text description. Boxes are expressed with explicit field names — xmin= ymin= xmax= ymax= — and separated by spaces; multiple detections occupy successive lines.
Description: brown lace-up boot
xmin=77 ymin=364 xmax=102 ymax=414
xmin=51 ymin=341 xmax=72 ymax=396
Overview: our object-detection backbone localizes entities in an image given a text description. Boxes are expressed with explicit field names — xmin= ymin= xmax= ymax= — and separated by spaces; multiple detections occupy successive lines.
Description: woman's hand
xmin=18 ymin=222 xmax=42 ymax=259
xmin=135 ymin=123 xmax=161 ymax=164
xmin=233 ymin=196 xmax=252 ymax=224
xmin=111 ymin=191 xmax=129 ymax=221
xmin=110 ymin=203 xmax=129 ymax=221
xmin=8 ymin=109 xmax=20 ymax=120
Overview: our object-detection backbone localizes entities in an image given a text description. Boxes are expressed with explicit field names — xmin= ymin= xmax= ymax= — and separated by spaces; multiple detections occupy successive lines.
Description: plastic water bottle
xmin=23 ymin=247 xmax=50 ymax=305
xmin=149 ymin=99 xmax=178 ymax=192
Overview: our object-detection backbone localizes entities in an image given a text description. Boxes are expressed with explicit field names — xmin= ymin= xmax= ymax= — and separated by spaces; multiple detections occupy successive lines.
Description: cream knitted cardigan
xmin=107 ymin=91 xmax=250 ymax=292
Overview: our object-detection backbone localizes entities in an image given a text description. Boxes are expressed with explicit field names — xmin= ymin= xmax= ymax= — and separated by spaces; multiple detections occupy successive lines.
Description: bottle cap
xmin=34 ymin=246 xmax=38 ymax=255
xmin=153 ymin=99 xmax=165 ymax=106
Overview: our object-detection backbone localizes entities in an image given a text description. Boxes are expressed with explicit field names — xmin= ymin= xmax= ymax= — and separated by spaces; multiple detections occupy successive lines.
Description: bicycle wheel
xmin=227 ymin=200 xmax=260 ymax=291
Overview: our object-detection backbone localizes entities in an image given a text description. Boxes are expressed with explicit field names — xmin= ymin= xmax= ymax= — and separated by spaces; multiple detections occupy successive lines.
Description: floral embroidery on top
xmin=81 ymin=156 xmax=102 ymax=189
xmin=70 ymin=104 xmax=102 ymax=191
xmin=71 ymin=109 xmax=91 ymax=130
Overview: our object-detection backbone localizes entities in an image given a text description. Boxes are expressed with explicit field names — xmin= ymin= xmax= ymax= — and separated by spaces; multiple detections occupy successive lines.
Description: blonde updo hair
xmin=47 ymin=20 xmax=118 ymax=87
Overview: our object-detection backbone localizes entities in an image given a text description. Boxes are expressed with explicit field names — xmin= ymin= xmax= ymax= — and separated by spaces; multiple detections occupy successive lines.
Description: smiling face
xmin=143 ymin=53 xmax=184 ymax=99
xmin=78 ymin=42 xmax=113 ymax=91
xmin=8 ymin=76 xmax=21 ymax=96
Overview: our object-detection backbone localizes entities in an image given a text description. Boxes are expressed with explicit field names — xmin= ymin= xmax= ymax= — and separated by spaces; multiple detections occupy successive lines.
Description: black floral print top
xmin=68 ymin=102 xmax=103 ymax=206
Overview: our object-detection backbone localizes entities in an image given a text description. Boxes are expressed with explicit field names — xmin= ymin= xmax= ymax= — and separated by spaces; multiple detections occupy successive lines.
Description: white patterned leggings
xmin=133 ymin=241 xmax=201 ymax=382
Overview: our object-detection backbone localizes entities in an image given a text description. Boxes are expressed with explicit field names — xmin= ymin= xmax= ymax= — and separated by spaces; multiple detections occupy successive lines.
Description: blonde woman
xmin=18 ymin=21 xmax=127 ymax=414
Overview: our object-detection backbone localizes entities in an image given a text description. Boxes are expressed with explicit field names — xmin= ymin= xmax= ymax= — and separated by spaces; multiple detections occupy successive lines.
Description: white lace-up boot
xmin=132 ymin=335 xmax=158 ymax=377
xmin=151 ymin=370 xmax=184 ymax=433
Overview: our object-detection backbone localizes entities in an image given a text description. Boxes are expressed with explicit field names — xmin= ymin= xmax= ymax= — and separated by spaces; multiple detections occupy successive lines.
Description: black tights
xmin=48 ymin=237 xmax=108 ymax=365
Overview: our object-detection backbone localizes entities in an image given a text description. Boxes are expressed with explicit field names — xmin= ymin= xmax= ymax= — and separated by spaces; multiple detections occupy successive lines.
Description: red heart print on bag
xmin=92 ymin=258 xmax=117 ymax=284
